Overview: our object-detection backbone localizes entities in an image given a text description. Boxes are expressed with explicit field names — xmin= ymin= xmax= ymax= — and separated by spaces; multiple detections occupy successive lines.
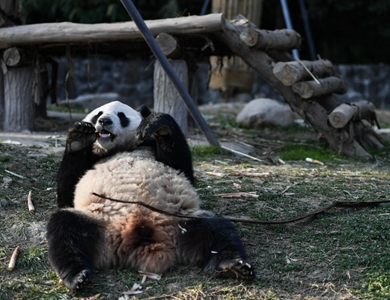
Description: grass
xmin=279 ymin=144 xmax=343 ymax=161
xmin=1 ymin=122 xmax=390 ymax=299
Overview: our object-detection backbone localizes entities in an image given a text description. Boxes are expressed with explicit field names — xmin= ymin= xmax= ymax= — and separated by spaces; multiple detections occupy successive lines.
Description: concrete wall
xmin=52 ymin=58 xmax=390 ymax=109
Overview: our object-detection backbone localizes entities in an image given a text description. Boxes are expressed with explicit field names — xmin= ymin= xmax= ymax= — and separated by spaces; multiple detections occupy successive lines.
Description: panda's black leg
xmin=47 ymin=210 xmax=105 ymax=292
xmin=176 ymin=217 xmax=255 ymax=280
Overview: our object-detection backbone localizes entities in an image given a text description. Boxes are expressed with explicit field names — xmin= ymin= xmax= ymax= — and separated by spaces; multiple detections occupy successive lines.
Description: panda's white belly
xmin=73 ymin=150 xmax=201 ymax=219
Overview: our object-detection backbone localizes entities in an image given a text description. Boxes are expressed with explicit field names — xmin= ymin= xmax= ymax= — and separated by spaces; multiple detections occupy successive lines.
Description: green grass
xmin=191 ymin=145 xmax=224 ymax=158
xmin=279 ymin=144 xmax=343 ymax=161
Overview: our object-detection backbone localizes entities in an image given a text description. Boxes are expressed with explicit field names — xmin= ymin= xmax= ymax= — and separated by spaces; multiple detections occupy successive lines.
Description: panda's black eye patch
xmin=117 ymin=112 xmax=130 ymax=127
xmin=91 ymin=111 xmax=103 ymax=125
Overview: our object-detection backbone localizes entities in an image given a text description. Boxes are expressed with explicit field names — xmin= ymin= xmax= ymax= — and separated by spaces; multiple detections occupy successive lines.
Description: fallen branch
xmin=227 ymin=171 xmax=270 ymax=178
xmin=92 ymin=192 xmax=390 ymax=225
xmin=221 ymin=146 xmax=263 ymax=162
xmin=217 ymin=192 xmax=259 ymax=198
xmin=5 ymin=169 xmax=25 ymax=179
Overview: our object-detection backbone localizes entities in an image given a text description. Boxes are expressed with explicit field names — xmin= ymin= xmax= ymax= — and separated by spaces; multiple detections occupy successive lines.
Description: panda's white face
xmin=83 ymin=101 xmax=142 ymax=153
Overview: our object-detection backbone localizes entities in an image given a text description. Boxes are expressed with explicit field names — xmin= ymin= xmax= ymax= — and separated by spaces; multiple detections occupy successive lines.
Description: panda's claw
xmin=63 ymin=269 xmax=92 ymax=293
xmin=215 ymin=258 xmax=255 ymax=280
xmin=72 ymin=121 xmax=96 ymax=134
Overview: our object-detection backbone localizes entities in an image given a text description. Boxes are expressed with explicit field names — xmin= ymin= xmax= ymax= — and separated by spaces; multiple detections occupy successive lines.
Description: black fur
xmin=47 ymin=210 xmax=105 ymax=291
xmin=136 ymin=111 xmax=195 ymax=185
xmin=177 ymin=217 xmax=254 ymax=280
xmin=47 ymin=212 xmax=254 ymax=292
xmin=57 ymin=121 xmax=102 ymax=208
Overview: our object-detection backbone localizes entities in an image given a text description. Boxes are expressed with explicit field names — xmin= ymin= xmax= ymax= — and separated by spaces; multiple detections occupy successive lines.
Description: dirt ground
xmin=1 ymin=107 xmax=390 ymax=299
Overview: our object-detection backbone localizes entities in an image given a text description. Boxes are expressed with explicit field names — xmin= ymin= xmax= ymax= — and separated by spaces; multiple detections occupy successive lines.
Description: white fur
xmin=83 ymin=101 xmax=142 ymax=153
xmin=74 ymin=149 xmax=201 ymax=218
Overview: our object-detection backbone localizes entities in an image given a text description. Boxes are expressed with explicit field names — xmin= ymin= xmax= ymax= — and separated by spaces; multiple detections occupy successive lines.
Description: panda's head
xmin=83 ymin=101 xmax=142 ymax=154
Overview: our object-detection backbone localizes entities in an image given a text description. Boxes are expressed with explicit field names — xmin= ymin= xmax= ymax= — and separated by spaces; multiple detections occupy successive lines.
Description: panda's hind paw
xmin=63 ymin=268 xmax=92 ymax=293
xmin=216 ymin=258 xmax=255 ymax=280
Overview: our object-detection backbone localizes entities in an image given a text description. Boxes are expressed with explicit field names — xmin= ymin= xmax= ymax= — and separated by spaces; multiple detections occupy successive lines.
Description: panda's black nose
xmin=98 ymin=118 xmax=113 ymax=126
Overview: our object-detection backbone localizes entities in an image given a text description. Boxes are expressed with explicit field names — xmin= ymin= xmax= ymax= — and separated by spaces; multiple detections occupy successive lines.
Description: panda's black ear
xmin=139 ymin=105 xmax=152 ymax=118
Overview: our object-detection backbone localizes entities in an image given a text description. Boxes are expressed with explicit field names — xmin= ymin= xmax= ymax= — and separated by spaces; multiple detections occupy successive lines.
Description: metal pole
xmin=120 ymin=0 xmax=220 ymax=147
xmin=280 ymin=0 xmax=300 ymax=60
xmin=200 ymin=0 xmax=211 ymax=15
xmin=298 ymin=0 xmax=317 ymax=60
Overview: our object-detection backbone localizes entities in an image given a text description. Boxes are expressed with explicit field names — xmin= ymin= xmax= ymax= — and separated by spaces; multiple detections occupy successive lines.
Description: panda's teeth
xmin=100 ymin=133 xmax=111 ymax=138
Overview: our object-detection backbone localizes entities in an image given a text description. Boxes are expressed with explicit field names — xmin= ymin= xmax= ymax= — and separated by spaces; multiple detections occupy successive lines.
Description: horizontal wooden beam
xmin=292 ymin=76 xmax=349 ymax=99
xmin=240 ymin=28 xmax=301 ymax=50
xmin=0 ymin=13 xmax=224 ymax=50
xmin=273 ymin=59 xmax=334 ymax=86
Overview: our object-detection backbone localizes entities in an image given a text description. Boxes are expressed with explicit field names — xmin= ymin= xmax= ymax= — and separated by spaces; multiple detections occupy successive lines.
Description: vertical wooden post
xmin=210 ymin=0 xmax=263 ymax=100
xmin=154 ymin=59 xmax=188 ymax=136
xmin=3 ymin=66 xmax=34 ymax=132
xmin=0 ymin=63 xmax=4 ymax=129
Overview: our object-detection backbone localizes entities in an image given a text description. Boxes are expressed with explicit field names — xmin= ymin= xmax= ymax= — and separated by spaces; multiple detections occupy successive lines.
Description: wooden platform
xmin=0 ymin=14 xmax=229 ymax=56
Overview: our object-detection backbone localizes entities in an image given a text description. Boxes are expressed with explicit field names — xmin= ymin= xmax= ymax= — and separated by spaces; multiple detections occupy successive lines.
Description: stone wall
xmin=53 ymin=58 xmax=390 ymax=110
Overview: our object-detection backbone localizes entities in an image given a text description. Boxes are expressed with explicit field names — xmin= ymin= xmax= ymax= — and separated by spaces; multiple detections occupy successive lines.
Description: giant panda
xmin=56 ymin=101 xmax=194 ymax=209
xmin=47 ymin=101 xmax=255 ymax=293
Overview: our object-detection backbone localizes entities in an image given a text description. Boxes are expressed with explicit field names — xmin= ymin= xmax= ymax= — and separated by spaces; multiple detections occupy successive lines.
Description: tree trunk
xmin=154 ymin=59 xmax=188 ymax=136
xmin=3 ymin=66 xmax=34 ymax=131
xmin=0 ymin=63 xmax=4 ymax=129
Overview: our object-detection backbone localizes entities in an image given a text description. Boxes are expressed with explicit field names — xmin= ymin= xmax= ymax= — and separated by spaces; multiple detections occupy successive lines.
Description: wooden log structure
xmin=214 ymin=14 xmax=383 ymax=158
xmin=328 ymin=103 xmax=357 ymax=129
xmin=0 ymin=14 xmax=226 ymax=55
xmin=329 ymin=100 xmax=379 ymax=129
xmin=292 ymin=76 xmax=349 ymax=99
xmin=0 ymin=13 xmax=384 ymax=157
xmin=240 ymin=28 xmax=301 ymax=50
xmin=155 ymin=32 xmax=182 ymax=59
xmin=273 ymin=60 xmax=334 ymax=86
xmin=3 ymin=47 xmax=25 ymax=67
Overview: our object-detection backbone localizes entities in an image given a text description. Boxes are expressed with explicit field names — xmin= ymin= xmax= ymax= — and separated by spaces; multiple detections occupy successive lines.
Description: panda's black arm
xmin=56 ymin=145 xmax=100 ymax=208
xmin=56 ymin=121 xmax=101 ymax=208
xmin=137 ymin=109 xmax=195 ymax=186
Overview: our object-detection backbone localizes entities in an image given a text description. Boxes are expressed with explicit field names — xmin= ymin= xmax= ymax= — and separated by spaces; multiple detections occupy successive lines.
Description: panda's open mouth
xmin=98 ymin=129 xmax=115 ymax=139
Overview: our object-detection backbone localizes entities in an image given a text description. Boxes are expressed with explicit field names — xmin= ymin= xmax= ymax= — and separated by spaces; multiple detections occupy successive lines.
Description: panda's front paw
xmin=215 ymin=258 xmax=255 ymax=280
xmin=136 ymin=112 xmax=174 ymax=142
xmin=66 ymin=121 xmax=98 ymax=152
